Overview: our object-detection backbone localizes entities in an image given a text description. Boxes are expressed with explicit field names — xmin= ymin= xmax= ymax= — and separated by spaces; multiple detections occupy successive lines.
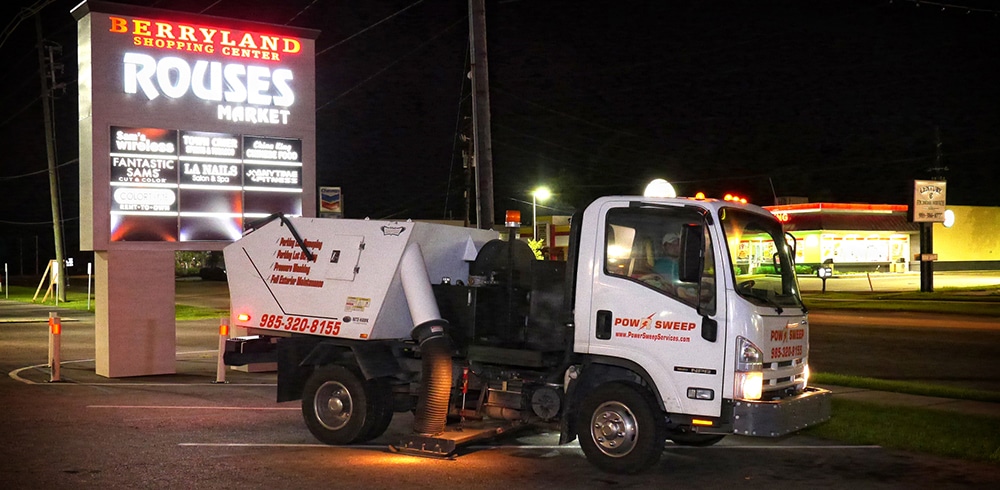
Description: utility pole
xmin=460 ymin=121 xmax=473 ymax=228
xmin=36 ymin=14 xmax=66 ymax=301
xmin=468 ymin=0 xmax=495 ymax=230
xmin=920 ymin=127 xmax=949 ymax=293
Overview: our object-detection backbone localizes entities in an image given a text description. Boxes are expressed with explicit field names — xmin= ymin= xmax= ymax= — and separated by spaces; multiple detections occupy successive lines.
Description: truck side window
xmin=604 ymin=207 xmax=714 ymax=308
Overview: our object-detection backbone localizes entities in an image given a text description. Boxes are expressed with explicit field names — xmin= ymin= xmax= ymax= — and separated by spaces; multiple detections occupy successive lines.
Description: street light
xmin=532 ymin=187 xmax=551 ymax=241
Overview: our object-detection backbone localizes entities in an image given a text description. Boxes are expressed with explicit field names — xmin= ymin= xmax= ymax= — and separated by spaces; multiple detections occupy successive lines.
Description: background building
xmin=766 ymin=203 xmax=1000 ymax=273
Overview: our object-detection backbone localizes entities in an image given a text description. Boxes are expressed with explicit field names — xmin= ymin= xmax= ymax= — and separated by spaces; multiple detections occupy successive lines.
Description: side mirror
xmin=785 ymin=231 xmax=798 ymax=259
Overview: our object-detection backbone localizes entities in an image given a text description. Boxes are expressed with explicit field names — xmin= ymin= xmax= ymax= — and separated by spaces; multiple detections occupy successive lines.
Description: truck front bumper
xmin=732 ymin=386 xmax=832 ymax=437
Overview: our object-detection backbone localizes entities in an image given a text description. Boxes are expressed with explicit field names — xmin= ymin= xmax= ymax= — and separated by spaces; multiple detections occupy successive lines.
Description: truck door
xmin=579 ymin=201 xmax=728 ymax=417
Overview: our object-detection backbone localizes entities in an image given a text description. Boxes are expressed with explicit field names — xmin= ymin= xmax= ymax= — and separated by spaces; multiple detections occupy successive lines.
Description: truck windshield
xmin=719 ymin=207 xmax=803 ymax=312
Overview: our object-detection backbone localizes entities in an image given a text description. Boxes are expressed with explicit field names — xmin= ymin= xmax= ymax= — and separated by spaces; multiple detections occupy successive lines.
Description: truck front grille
xmin=761 ymin=357 xmax=806 ymax=400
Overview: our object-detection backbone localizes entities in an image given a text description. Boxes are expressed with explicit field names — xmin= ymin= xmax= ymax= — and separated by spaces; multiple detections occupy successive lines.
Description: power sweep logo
xmin=613 ymin=313 xmax=693 ymax=343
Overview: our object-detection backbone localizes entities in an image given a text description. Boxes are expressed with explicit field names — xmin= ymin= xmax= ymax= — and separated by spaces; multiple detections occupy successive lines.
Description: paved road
xmin=3 ymin=328 xmax=998 ymax=489
xmin=3 ymin=275 xmax=1000 ymax=488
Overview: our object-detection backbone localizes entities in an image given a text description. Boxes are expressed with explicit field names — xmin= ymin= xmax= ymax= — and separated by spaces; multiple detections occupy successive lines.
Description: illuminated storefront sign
xmin=75 ymin=1 xmax=318 ymax=250
xmin=112 ymin=14 xmax=302 ymax=126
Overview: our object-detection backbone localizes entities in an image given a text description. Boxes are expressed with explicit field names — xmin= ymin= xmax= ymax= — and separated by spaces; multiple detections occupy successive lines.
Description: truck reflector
xmin=692 ymin=419 xmax=713 ymax=426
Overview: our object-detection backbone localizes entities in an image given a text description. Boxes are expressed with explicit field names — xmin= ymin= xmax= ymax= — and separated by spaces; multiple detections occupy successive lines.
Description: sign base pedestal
xmin=95 ymin=249 xmax=176 ymax=378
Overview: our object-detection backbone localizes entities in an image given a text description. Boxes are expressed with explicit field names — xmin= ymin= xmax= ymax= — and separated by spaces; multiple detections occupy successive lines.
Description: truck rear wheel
xmin=577 ymin=382 xmax=665 ymax=474
xmin=360 ymin=377 xmax=394 ymax=441
xmin=302 ymin=365 xmax=377 ymax=445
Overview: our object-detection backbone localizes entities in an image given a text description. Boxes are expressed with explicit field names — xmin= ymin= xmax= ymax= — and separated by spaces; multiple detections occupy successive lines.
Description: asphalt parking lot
xmin=2 ymin=274 xmax=999 ymax=488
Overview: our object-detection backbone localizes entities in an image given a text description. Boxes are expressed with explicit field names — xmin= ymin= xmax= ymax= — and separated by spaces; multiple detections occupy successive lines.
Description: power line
xmin=895 ymin=0 xmax=1000 ymax=15
xmin=315 ymin=0 xmax=426 ymax=57
xmin=491 ymin=85 xmax=639 ymax=138
xmin=316 ymin=16 xmax=465 ymax=112
xmin=0 ymin=0 xmax=57 ymax=52
xmin=0 ymin=216 xmax=78 ymax=226
xmin=443 ymin=37 xmax=471 ymax=220
xmin=0 ymin=93 xmax=41 ymax=128
xmin=0 ymin=158 xmax=76 ymax=181
xmin=284 ymin=0 xmax=320 ymax=25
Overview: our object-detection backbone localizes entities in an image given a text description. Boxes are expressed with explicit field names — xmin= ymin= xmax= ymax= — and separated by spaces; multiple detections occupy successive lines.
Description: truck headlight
xmin=736 ymin=371 xmax=763 ymax=400
xmin=735 ymin=337 xmax=763 ymax=400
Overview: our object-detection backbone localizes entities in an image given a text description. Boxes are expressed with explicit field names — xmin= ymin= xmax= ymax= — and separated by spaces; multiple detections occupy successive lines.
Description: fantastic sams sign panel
xmin=74 ymin=1 xmax=319 ymax=250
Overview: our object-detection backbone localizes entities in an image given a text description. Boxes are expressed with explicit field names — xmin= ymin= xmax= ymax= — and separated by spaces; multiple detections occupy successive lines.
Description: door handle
xmin=596 ymin=310 xmax=612 ymax=340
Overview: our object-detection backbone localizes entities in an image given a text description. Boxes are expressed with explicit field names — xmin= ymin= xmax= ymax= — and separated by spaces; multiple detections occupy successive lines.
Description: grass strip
xmin=802 ymin=398 xmax=1000 ymax=464
xmin=801 ymin=285 xmax=1000 ymax=317
xmin=803 ymin=297 xmax=1000 ymax=317
xmin=2 ymin=286 xmax=227 ymax=321
xmin=174 ymin=304 xmax=230 ymax=321
xmin=813 ymin=373 xmax=1000 ymax=403
xmin=2 ymin=285 xmax=93 ymax=311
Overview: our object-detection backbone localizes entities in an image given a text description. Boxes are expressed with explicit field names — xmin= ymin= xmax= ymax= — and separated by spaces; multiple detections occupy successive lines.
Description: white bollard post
xmin=87 ymin=262 xmax=92 ymax=310
xmin=215 ymin=316 xmax=230 ymax=384
xmin=48 ymin=312 xmax=61 ymax=382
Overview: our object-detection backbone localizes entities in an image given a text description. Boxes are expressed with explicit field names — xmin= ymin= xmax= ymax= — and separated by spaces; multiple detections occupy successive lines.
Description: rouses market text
xmin=123 ymin=53 xmax=294 ymax=125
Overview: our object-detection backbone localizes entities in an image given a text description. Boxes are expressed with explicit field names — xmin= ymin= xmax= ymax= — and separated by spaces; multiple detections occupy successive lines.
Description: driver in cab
xmin=636 ymin=231 xmax=698 ymax=302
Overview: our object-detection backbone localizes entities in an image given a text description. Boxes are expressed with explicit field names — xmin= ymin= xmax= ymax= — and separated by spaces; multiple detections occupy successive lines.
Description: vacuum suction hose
xmin=411 ymin=320 xmax=452 ymax=435
xmin=400 ymin=243 xmax=452 ymax=436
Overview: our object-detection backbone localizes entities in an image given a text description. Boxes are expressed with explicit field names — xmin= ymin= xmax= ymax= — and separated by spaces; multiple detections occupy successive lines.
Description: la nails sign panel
xmin=74 ymin=0 xmax=319 ymax=250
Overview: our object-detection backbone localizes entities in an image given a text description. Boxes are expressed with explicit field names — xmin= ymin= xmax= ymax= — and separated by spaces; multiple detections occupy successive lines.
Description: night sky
xmin=1 ymin=0 xmax=997 ymax=263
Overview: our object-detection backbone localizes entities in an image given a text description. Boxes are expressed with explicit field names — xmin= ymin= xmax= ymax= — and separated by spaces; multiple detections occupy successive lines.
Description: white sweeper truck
xmin=222 ymin=195 xmax=830 ymax=474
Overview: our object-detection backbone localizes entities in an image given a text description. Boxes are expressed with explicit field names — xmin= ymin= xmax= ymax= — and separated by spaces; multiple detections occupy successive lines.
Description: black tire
xmin=302 ymin=365 xmax=375 ymax=445
xmin=359 ymin=377 xmax=394 ymax=442
xmin=668 ymin=429 xmax=725 ymax=447
xmin=576 ymin=382 xmax=665 ymax=474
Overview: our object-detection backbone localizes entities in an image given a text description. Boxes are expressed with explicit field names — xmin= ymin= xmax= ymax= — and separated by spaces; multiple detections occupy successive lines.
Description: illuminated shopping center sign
xmin=75 ymin=1 xmax=319 ymax=250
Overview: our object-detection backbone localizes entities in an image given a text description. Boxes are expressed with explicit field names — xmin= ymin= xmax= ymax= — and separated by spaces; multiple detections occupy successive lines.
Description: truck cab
xmin=567 ymin=198 xmax=827 ymax=472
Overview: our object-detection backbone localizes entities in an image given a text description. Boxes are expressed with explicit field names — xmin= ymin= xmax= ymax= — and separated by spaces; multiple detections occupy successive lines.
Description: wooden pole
xmin=468 ymin=0 xmax=495 ymax=230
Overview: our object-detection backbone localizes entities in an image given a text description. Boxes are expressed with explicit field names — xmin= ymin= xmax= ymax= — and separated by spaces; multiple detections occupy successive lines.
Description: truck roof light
xmin=505 ymin=210 xmax=521 ymax=227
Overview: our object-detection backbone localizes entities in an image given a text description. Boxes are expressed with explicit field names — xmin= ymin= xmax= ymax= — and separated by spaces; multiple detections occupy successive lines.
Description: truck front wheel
xmin=577 ymin=382 xmax=665 ymax=474
xmin=302 ymin=365 xmax=376 ymax=445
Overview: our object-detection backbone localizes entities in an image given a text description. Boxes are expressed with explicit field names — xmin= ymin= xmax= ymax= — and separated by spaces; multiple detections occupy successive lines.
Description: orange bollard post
xmin=215 ymin=317 xmax=230 ymax=384
xmin=48 ymin=312 xmax=61 ymax=382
